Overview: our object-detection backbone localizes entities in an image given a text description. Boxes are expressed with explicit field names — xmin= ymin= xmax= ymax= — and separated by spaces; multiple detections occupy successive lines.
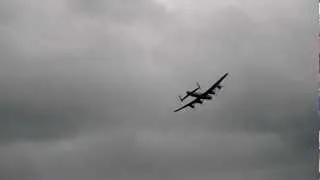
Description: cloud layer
xmin=0 ymin=0 xmax=317 ymax=179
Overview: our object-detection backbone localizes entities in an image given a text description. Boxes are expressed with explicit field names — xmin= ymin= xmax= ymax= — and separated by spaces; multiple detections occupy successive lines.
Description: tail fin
xmin=196 ymin=82 xmax=200 ymax=89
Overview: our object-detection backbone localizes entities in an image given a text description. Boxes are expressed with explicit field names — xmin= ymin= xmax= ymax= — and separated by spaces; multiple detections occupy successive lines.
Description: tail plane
xmin=177 ymin=82 xmax=201 ymax=102
xmin=178 ymin=95 xmax=184 ymax=102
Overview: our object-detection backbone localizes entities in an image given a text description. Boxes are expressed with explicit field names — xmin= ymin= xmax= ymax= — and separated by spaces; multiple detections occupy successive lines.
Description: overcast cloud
xmin=0 ymin=0 xmax=317 ymax=179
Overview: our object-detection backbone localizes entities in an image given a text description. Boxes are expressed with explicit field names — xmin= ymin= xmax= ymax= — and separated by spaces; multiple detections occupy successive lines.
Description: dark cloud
xmin=0 ymin=0 xmax=316 ymax=179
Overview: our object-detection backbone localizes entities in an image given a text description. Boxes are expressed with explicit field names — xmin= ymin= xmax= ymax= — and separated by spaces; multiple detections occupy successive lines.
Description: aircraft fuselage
xmin=202 ymin=95 xmax=212 ymax=100
xmin=189 ymin=93 xmax=212 ymax=100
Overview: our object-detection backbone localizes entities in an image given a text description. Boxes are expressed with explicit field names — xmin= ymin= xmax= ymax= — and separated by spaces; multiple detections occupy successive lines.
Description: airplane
xmin=178 ymin=82 xmax=201 ymax=102
xmin=174 ymin=73 xmax=229 ymax=112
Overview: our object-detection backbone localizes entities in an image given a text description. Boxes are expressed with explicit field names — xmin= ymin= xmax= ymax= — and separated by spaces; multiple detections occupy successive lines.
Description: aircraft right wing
xmin=201 ymin=73 xmax=228 ymax=97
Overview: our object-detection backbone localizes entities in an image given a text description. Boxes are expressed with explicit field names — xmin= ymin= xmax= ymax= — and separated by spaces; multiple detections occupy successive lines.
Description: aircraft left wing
xmin=174 ymin=98 xmax=199 ymax=112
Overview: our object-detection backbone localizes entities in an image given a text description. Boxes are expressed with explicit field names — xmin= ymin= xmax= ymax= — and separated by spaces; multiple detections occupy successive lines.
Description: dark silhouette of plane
xmin=174 ymin=73 xmax=229 ymax=112
xmin=178 ymin=82 xmax=201 ymax=102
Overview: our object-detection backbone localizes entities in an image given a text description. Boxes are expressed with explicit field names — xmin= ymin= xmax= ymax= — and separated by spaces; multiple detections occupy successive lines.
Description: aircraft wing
xmin=174 ymin=98 xmax=199 ymax=112
xmin=201 ymin=73 xmax=228 ymax=96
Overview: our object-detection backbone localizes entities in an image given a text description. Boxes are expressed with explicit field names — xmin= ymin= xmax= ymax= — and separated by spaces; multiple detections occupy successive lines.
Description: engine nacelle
xmin=217 ymin=85 xmax=222 ymax=89
xmin=190 ymin=104 xmax=195 ymax=108
xmin=196 ymin=99 xmax=203 ymax=104
xmin=206 ymin=95 xmax=212 ymax=100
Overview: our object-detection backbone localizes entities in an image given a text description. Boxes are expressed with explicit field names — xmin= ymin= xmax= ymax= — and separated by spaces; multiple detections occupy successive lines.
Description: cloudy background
xmin=0 ymin=0 xmax=318 ymax=179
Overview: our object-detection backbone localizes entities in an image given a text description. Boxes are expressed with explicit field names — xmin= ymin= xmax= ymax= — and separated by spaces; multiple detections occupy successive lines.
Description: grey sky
xmin=0 ymin=0 xmax=317 ymax=179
